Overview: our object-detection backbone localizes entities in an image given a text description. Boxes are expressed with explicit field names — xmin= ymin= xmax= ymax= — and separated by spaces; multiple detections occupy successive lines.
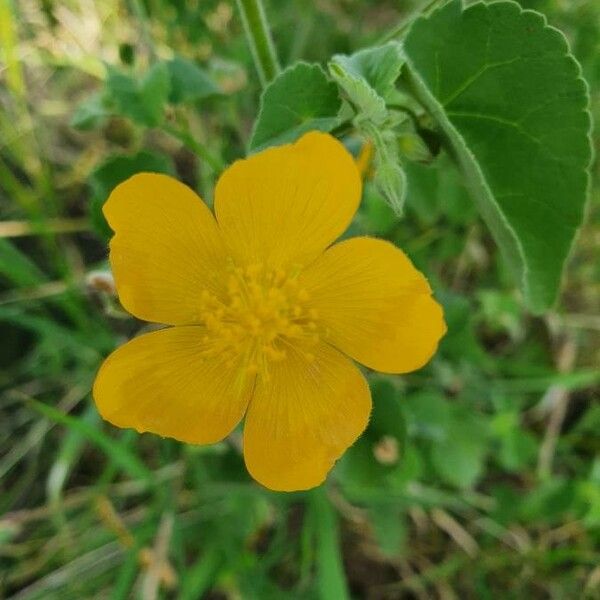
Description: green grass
xmin=1 ymin=0 xmax=599 ymax=598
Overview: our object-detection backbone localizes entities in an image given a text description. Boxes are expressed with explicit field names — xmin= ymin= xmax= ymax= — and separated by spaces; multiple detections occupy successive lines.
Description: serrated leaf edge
xmin=403 ymin=0 xmax=593 ymax=313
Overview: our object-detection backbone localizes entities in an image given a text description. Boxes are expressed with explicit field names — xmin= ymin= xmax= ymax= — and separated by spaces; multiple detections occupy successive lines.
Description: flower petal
xmin=300 ymin=237 xmax=446 ymax=374
xmin=243 ymin=343 xmax=371 ymax=491
xmin=104 ymin=173 xmax=228 ymax=325
xmin=93 ymin=327 xmax=252 ymax=444
xmin=214 ymin=132 xmax=362 ymax=269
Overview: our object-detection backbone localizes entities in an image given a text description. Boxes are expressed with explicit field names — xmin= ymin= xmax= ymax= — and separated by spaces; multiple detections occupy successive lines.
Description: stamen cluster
xmin=198 ymin=261 xmax=319 ymax=379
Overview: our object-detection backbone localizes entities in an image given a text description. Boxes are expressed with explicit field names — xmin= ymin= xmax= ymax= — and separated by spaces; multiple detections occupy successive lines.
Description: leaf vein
xmin=446 ymin=110 xmax=577 ymax=168
xmin=442 ymin=57 xmax=521 ymax=107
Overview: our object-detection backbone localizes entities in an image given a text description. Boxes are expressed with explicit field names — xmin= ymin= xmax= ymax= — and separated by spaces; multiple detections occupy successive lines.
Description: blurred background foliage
xmin=0 ymin=0 xmax=598 ymax=598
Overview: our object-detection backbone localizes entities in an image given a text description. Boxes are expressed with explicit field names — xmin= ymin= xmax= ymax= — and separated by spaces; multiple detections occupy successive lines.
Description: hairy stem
xmin=235 ymin=0 xmax=280 ymax=88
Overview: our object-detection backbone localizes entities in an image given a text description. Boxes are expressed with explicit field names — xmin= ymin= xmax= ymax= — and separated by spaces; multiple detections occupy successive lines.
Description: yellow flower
xmin=93 ymin=132 xmax=446 ymax=492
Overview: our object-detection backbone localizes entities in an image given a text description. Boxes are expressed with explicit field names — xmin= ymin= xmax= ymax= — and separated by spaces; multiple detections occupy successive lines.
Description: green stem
xmin=235 ymin=0 xmax=280 ymax=87
xmin=163 ymin=123 xmax=225 ymax=174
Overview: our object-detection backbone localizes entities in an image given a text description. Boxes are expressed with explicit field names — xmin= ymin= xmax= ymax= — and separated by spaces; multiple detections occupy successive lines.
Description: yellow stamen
xmin=196 ymin=262 xmax=321 ymax=380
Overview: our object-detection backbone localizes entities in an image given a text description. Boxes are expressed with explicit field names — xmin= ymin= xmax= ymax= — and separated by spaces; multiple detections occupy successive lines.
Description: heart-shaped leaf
xmin=403 ymin=0 xmax=592 ymax=312
xmin=249 ymin=62 xmax=341 ymax=152
xmin=166 ymin=56 xmax=221 ymax=103
xmin=106 ymin=63 xmax=171 ymax=127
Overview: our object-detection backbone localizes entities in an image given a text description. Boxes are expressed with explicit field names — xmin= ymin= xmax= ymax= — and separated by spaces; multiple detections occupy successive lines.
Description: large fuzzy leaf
xmin=404 ymin=0 xmax=592 ymax=312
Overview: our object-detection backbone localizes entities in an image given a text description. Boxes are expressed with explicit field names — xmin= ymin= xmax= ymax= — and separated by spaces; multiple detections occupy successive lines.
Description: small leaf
xmin=369 ymin=379 xmax=406 ymax=446
xmin=89 ymin=151 xmax=175 ymax=240
xmin=437 ymin=291 xmax=489 ymax=365
xmin=430 ymin=409 xmax=488 ymax=489
xmin=310 ymin=487 xmax=350 ymax=600
xmin=518 ymin=478 xmax=576 ymax=524
xmin=332 ymin=42 xmax=404 ymax=99
xmin=139 ymin=62 xmax=171 ymax=125
xmin=0 ymin=238 xmax=45 ymax=287
xmin=166 ymin=56 xmax=221 ymax=103
xmin=106 ymin=63 xmax=171 ymax=127
xmin=403 ymin=391 xmax=451 ymax=441
xmin=490 ymin=411 xmax=537 ymax=472
xmin=404 ymin=0 xmax=592 ymax=312
xmin=329 ymin=42 xmax=404 ymax=125
xmin=367 ymin=504 xmax=407 ymax=557
xmin=249 ymin=62 xmax=341 ymax=152
xmin=404 ymin=154 xmax=474 ymax=227
xmin=329 ymin=44 xmax=407 ymax=215
xmin=105 ymin=67 xmax=140 ymax=119
xmin=329 ymin=66 xmax=385 ymax=126
xmin=336 ymin=380 xmax=410 ymax=492
xmin=70 ymin=92 xmax=109 ymax=130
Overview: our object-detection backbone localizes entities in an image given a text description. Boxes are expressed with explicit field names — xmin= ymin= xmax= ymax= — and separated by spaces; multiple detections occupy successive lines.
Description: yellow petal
xmin=93 ymin=327 xmax=252 ymax=444
xmin=243 ymin=343 xmax=371 ymax=491
xmin=300 ymin=237 xmax=446 ymax=374
xmin=214 ymin=132 xmax=361 ymax=269
xmin=104 ymin=173 xmax=228 ymax=325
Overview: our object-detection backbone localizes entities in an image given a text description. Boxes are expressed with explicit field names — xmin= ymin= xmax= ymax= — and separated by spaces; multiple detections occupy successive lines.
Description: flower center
xmin=198 ymin=262 xmax=319 ymax=379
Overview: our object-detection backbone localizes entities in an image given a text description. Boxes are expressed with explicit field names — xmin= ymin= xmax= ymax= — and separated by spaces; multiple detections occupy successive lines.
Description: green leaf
xmin=47 ymin=407 xmax=99 ymax=502
xmin=403 ymin=0 xmax=592 ymax=313
xmin=329 ymin=44 xmax=407 ymax=214
xmin=329 ymin=66 xmax=384 ymax=126
xmin=336 ymin=380 xmax=409 ymax=493
xmin=139 ymin=62 xmax=171 ymax=124
xmin=518 ymin=478 xmax=576 ymax=524
xmin=89 ymin=151 xmax=175 ymax=239
xmin=166 ymin=56 xmax=221 ymax=103
xmin=310 ymin=487 xmax=350 ymax=600
xmin=369 ymin=379 xmax=406 ymax=447
xmin=429 ymin=409 xmax=488 ymax=489
xmin=404 ymin=154 xmax=474 ymax=227
xmin=249 ymin=62 xmax=341 ymax=152
xmin=30 ymin=400 xmax=153 ymax=483
xmin=178 ymin=545 xmax=221 ymax=600
xmin=437 ymin=292 xmax=488 ymax=365
xmin=491 ymin=411 xmax=537 ymax=472
xmin=331 ymin=42 xmax=404 ymax=97
xmin=329 ymin=42 xmax=404 ymax=125
xmin=106 ymin=62 xmax=171 ymax=126
xmin=367 ymin=504 xmax=407 ymax=557
xmin=0 ymin=238 xmax=45 ymax=287
xmin=70 ymin=92 xmax=109 ymax=130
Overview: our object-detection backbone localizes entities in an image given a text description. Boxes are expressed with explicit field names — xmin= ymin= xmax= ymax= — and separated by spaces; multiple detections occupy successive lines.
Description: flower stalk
xmin=163 ymin=123 xmax=224 ymax=174
xmin=235 ymin=0 xmax=280 ymax=88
